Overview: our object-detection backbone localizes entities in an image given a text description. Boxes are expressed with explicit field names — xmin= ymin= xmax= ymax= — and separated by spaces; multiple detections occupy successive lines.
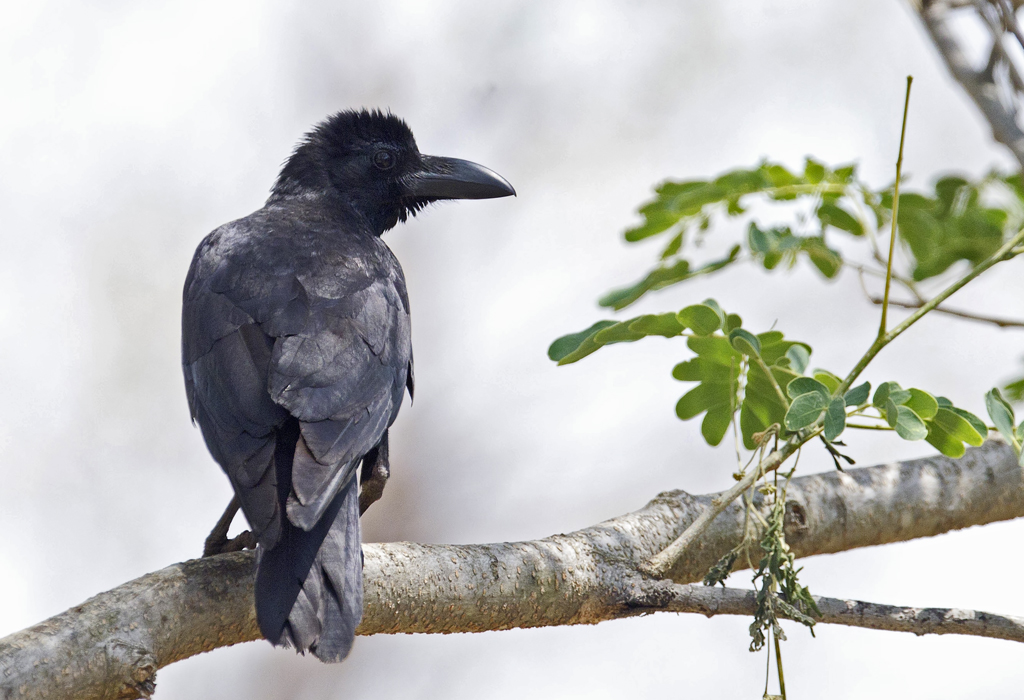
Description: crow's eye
xmin=372 ymin=150 xmax=397 ymax=171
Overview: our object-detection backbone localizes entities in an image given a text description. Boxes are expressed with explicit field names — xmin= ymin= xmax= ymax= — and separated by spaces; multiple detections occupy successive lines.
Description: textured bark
xmin=1 ymin=441 xmax=1022 ymax=699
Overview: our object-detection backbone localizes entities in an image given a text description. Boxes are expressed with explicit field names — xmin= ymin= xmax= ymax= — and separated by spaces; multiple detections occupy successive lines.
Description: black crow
xmin=181 ymin=110 xmax=514 ymax=661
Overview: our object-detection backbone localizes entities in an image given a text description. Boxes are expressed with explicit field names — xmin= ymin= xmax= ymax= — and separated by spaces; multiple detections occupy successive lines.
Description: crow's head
xmin=271 ymin=109 xmax=514 ymax=232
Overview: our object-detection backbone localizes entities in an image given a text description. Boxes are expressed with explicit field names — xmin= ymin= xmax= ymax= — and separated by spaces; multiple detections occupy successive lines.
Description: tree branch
xmin=2 ymin=440 xmax=1023 ymax=699
xmin=628 ymin=581 xmax=1024 ymax=643
xmin=913 ymin=0 xmax=1024 ymax=170
xmin=866 ymin=293 xmax=1024 ymax=328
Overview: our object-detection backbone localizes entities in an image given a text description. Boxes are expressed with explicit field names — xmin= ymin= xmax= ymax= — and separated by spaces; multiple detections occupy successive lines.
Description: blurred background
xmin=2 ymin=0 xmax=1024 ymax=697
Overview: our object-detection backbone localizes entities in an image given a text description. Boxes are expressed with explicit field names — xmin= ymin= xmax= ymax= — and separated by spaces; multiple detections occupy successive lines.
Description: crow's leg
xmin=359 ymin=431 xmax=390 ymax=516
xmin=203 ymin=494 xmax=257 ymax=557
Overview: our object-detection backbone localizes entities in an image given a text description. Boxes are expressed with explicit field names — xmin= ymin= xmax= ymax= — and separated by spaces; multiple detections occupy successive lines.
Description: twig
xmin=880 ymin=76 xmax=914 ymax=339
xmin=628 ymin=580 xmax=1024 ymax=644
xmin=866 ymin=294 xmax=1024 ymax=328
xmin=838 ymin=226 xmax=1024 ymax=395
xmin=639 ymin=441 xmax=800 ymax=579
xmin=849 ymin=261 xmax=924 ymax=303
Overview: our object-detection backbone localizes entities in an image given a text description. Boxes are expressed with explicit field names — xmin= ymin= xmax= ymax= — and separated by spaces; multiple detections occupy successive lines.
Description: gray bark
xmin=2 ymin=440 xmax=1022 ymax=699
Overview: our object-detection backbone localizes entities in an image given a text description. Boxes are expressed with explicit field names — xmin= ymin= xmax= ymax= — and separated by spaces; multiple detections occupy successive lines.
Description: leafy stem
xmin=751 ymin=353 xmax=790 ymax=409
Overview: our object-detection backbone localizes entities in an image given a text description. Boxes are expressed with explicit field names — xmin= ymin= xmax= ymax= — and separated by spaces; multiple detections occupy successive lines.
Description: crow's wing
xmin=183 ymin=211 xmax=412 ymax=544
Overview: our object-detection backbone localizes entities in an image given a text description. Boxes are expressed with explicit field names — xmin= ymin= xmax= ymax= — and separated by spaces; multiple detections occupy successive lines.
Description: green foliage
xmin=547 ymin=300 xmax=734 ymax=367
xmin=600 ymin=246 xmax=741 ymax=311
xmin=603 ymin=161 xmax=1023 ymax=311
xmin=673 ymin=334 xmax=741 ymax=446
xmin=984 ymin=388 xmax=1024 ymax=466
xmin=844 ymin=381 xmax=871 ymax=406
xmin=986 ymin=388 xmax=1017 ymax=448
xmin=882 ymin=178 xmax=1007 ymax=280
xmin=823 ymin=398 xmax=847 ymax=442
xmin=549 ymin=299 xmax=986 ymax=458
xmin=546 ymin=141 xmax=1024 ymax=694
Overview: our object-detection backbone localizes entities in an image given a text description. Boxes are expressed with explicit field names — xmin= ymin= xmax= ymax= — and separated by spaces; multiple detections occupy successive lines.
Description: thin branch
xmin=880 ymin=76 xmax=914 ymax=339
xmin=628 ymin=581 xmax=1024 ymax=644
xmin=839 ymin=227 xmax=1024 ymax=395
xmin=639 ymin=441 xmax=799 ymax=579
xmin=849 ymin=261 xmax=924 ymax=303
xmin=866 ymin=294 xmax=1024 ymax=328
xmin=4 ymin=441 xmax=1022 ymax=699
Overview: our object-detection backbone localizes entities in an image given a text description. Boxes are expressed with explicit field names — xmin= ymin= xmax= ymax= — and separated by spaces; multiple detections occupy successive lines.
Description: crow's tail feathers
xmin=254 ymin=434 xmax=363 ymax=662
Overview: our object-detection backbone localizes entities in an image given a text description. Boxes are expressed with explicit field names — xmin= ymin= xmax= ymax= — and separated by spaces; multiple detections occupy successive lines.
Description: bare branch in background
xmin=2 ymin=440 xmax=1022 ymax=700
xmin=913 ymin=0 xmax=1024 ymax=169
xmin=866 ymin=294 xmax=1024 ymax=327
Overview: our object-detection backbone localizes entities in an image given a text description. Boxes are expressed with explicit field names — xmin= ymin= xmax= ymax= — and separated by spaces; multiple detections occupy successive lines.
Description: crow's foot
xmin=359 ymin=432 xmax=391 ymax=515
xmin=203 ymin=495 xmax=257 ymax=557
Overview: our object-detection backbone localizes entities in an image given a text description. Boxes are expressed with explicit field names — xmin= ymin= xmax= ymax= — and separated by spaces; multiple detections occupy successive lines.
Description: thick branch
xmin=2 ymin=441 xmax=1022 ymax=699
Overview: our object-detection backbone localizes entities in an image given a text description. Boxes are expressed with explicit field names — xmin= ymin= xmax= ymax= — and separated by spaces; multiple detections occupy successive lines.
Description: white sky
xmin=1 ymin=1 xmax=1023 ymax=697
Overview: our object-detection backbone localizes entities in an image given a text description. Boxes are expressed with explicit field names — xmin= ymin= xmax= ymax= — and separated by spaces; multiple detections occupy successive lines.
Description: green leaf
xmin=804 ymin=158 xmax=826 ymax=184
xmin=925 ymin=407 xmax=985 ymax=457
xmin=786 ymin=346 xmax=810 ymax=374
xmin=729 ymin=328 xmax=761 ymax=357
xmin=593 ymin=323 xmax=646 ymax=345
xmin=905 ymin=388 xmax=939 ymax=420
xmin=748 ymin=224 xmax=800 ymax=270
xmin=844 ymin=381 xmax=871 ymax=406
xmin=673 ymin=336 xmax=742 ymax=446
xmin=787 ymin=377 xmax=831 ymax=401
xmin=599 ymin=259 xmax=688 ymax=309
xmin=1004 ymin=376 xmax=1024 ymax=403
xmin=785 ymin=392 xmax=829 ymax=430
xmin=812 ymin=370 xmax=841 ymax=394
xmin=677 ymin=304 xmax=724 ymax=336
xmin=548 ymin=321 xmax=618 ymax=364
xmin=950 ymin=407 xmax=987 ymax=439
xmin=725 ymin=313 xmax=743 ymax=332
xmin=884 ymin=178 xmax=1006 ymax=282
xmin=627 ymin=313 xmax=686 ymax=338
xmin=740 ymin=364 xmax=800 ymax=449
xmin=758 ymin=334 xmax=811 ymax=366
xmin=894 ymin=406 xmax=928 ymax=441
xmin=885 ymin=398 xmax=899 ymax=427
xmin=765 ymin=163 xmax=800 ymax=188
xmin=700 ymin=298 xmax=728 ymax=327
xmin=660 ymin=231 xmax=684 ymax=259
xmin=550 ymin=313 xmax=691 ymax=366
xmin=823 ymin=397 xmax=847 ymax=441
xmin=624 ymin=180 xmax=716 ymax=242
xmin=802 ymin=237 xmax=843 ymax=278
xmin=985 ymin=388 xmax=1018 ymax=448
xmin=817 ymin=201 xmax=864 ymax=236
xmin=600 ymin=247 xmax=741 ymax=310
xmin=873 ymin=381 xmax=910 ymax=408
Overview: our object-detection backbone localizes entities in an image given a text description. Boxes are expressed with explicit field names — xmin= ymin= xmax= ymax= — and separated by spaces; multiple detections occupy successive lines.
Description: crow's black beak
xmin=403 ymin=155 xmax=515 ymax=200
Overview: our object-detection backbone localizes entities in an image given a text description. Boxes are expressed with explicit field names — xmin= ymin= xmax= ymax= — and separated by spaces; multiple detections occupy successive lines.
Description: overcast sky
xmin=2 ymin=1 xmax=1024 ymax=698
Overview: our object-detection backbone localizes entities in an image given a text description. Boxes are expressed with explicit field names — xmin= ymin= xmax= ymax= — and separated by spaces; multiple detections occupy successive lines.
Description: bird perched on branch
xmin=181 ymin=110 xmax=514 ymax=661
